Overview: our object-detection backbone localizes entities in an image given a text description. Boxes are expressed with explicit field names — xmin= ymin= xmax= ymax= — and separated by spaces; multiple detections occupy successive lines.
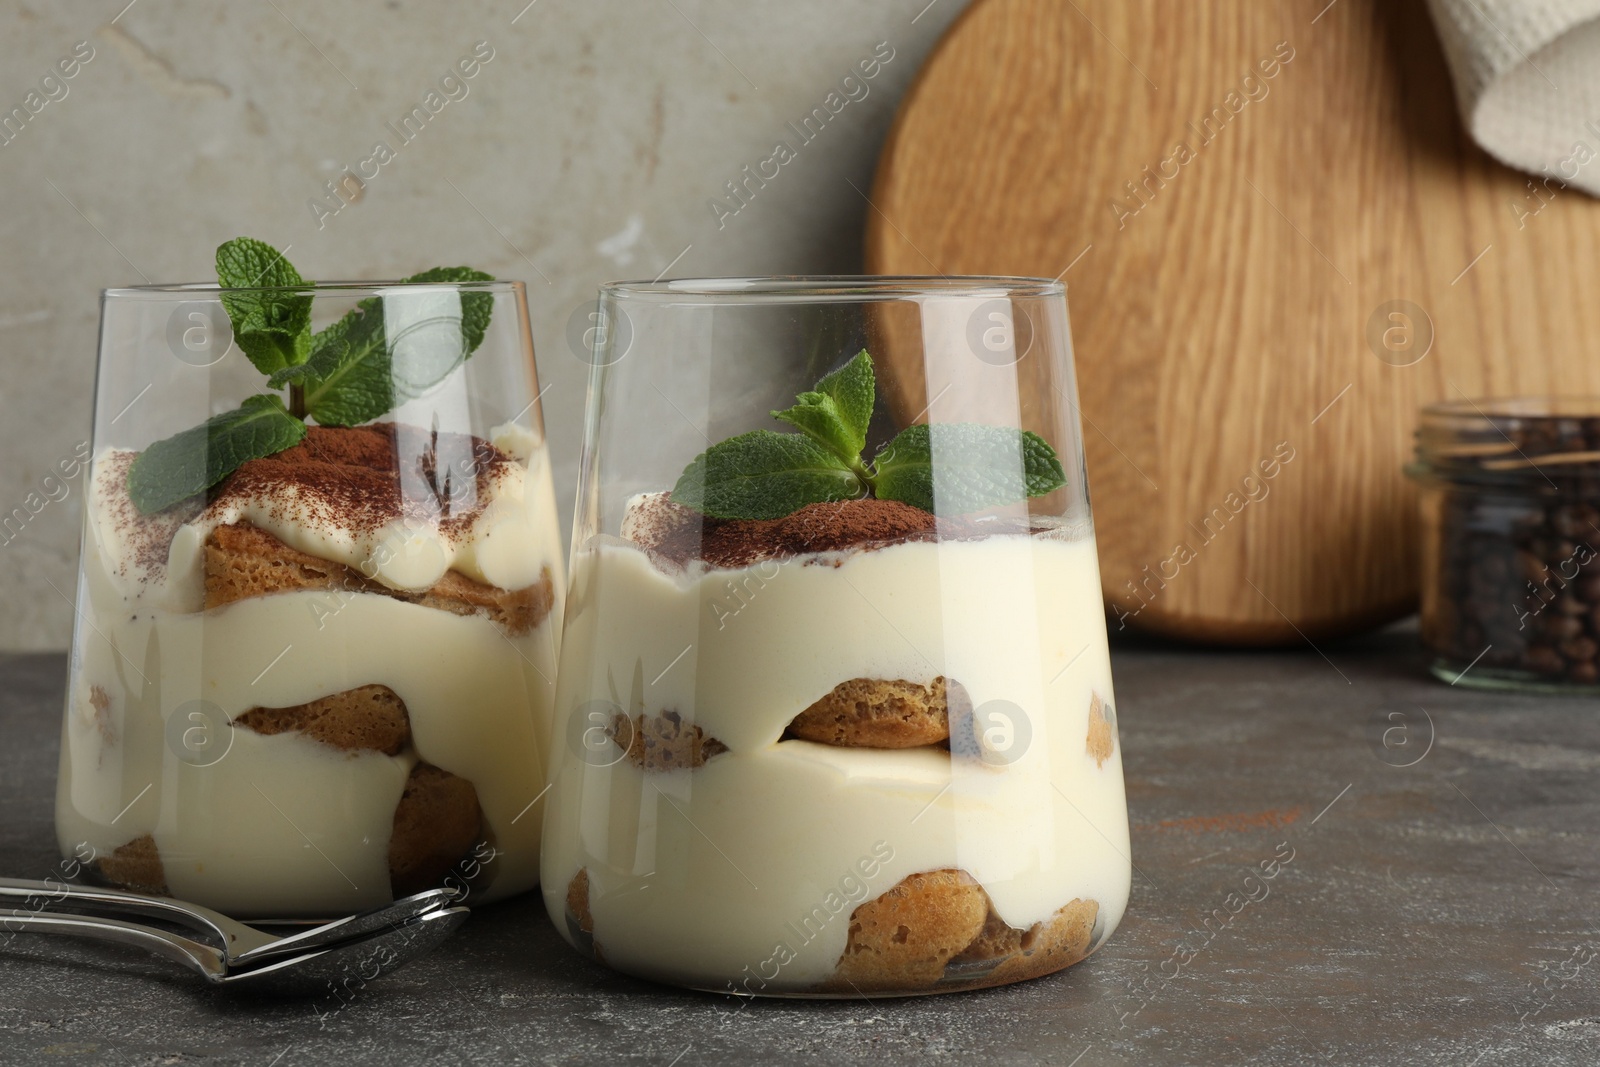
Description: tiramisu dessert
xmin=542 ymin=351 xmax=1130 ymax=995
xmin=57 ymin=240 xmax=562 ymax=916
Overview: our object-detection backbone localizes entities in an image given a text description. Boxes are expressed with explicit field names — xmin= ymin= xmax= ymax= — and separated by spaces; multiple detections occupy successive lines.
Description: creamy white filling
xmin=540 ymin=529 xmax=1130 ymax=989
xmin=58 ymin=430 xmax=564 ymax=916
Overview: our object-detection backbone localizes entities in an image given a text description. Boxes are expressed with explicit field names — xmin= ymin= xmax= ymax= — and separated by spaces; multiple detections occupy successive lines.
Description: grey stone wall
xmin=0 ymin=0 xmax=969 ymax=650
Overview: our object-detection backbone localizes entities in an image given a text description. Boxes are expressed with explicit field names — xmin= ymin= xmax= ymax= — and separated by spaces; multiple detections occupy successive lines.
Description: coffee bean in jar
xmin=1408 ymin=398 xmax=1600 ymax=692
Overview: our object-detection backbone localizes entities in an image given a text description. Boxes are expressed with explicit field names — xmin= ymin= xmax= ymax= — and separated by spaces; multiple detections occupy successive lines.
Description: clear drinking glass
xmin=58 ymin=280 xmax=563 ymax=918
xmin=542 ymin=277 xmax=1130 ymax=996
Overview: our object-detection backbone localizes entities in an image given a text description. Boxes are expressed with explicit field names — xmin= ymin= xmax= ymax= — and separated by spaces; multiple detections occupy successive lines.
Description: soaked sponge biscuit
xmin=564 ymin=867 xmax=604 ymax=961
xmin=566 ymin=868 xmax=594 ymax=935
xmin=822 ymin=868 xmax=988 ymax=992
xmin=94 ymin=834 xmax=167 ymax=896
xmin=388 ymin=763 xmax=482 ymax=898
xmin=205 ymin=521 xmax=554 ymax=635
xmin=946 ymin=898 xmax=1099 ymax=988
xmin=234 ymin=684 xmax=411 ymax=755
xmin=608 ymin=710 xmax=729 ymax=771
xmin=824 ymin=868 xmax=1101 ymax=993
xmin=785 ymin=677 xmax=964 ymax=748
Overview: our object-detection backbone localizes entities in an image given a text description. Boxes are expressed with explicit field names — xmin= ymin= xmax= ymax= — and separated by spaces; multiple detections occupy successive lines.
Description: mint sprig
xmin=215 ymin=237 xmax=312 ymax=375
xmin=126 ymin=394 xmax=306 ymax=513
xmin=267 ymin=266 xmax=494 ymax=426
xmin=872 ymin=422 xmax=1066 ymax=514
xmin=126 ymin=239 xmax=495 ymax=514
xmin=769 ymin=348 xmax=875 ymax=466
xmin=669 ymin=349 xmax=1067 ymax=520
xmin=671 ymin=430 xmax=864 ymax=520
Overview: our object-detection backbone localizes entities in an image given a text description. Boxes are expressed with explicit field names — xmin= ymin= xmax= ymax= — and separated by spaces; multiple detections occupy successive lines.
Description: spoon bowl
xmin=221 ymin=906 xmax=470 ymax=995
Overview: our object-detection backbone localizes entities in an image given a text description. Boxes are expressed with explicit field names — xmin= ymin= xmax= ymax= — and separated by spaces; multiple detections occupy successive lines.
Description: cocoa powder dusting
xmin=96 ymin=451 xmax=200 ymax=577
xmin=212 ymin=423 xmax=511 ymax=536
xmin=632 ymin=496 xmax=945 ymax=569
xmin=109 ymin=424 xmax=513 ymax=576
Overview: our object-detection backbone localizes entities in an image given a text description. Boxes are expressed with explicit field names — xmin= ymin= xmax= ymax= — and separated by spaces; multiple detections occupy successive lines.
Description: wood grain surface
xmin=865 ymin=0 xmax=1600 ymax=643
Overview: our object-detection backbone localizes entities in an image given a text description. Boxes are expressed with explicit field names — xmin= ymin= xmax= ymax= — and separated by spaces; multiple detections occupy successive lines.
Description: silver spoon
xmin=0 ymin=878 xmax=456 ymax=965
xmin=0 ymin=902 xmax=467 ymax=993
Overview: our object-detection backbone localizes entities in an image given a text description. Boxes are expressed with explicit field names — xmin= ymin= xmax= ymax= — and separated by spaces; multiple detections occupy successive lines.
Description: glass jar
xmin=57 ymin=280 xmax=564 ymax=917
xmin=1409 ymin=398 xmax=1600 ymax=693
xmin=542 ymin=277 xmax=1130 ymax=996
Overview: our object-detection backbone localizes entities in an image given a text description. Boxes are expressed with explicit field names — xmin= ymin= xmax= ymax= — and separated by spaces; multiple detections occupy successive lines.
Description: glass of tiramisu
xmin=57 ymin=239 xmax=564 ymax=917
xmin=543 ymin=277 xmax=1130 ymax=996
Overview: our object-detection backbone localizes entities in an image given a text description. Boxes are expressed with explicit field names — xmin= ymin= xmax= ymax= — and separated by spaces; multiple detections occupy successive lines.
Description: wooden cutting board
xmin=865 ymin=0 xmax=1600 ymax=644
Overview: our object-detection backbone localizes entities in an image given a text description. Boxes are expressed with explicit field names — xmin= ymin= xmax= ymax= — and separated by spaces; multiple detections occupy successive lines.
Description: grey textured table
xmin=2 ymin=628 xmax=1597 ymax=1066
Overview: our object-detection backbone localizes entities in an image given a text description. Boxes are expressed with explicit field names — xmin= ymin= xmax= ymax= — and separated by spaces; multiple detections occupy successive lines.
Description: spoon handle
xmin=0 ymin=907 xmax=227 ymax=982
xmin=0 ymin=877 xmax=278 ymax=958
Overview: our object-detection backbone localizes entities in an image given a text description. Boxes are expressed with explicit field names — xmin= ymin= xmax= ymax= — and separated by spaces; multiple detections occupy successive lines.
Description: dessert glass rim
xmin=600 ymin=274 xmax=1064 ymax=303
xmin=102 ymin=279 xmax=525 ymax=298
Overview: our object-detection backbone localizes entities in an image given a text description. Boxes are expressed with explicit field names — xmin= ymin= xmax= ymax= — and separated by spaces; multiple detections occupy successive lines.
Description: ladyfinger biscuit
xmin=205 ymin=521 xmax=554 ymax=635
xmin=608 ymin=710 xmax=729 ymax=771
xmin=946 ymin=898 xmax=1099 ymax=988
xmin=786 ymin=677 xmax=963 ymax=748
xmin=388 ymin=763 xmax=482 ymax=897
xmin=823 ymin=868 xmax=988 ymax=992
xmin=94 ymin=834 xmax=168 ymax=896
xmin=234 ymin=684 xmax=411 ymax=755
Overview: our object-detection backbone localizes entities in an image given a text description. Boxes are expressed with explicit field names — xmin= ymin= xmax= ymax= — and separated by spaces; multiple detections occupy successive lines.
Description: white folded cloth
xmin=1425 ymin=0 xmax=1600 ymax=196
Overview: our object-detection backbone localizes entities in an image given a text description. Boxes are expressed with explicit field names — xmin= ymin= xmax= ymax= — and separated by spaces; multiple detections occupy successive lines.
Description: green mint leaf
xmin=671 ymin=430 xmax=865 ymax=520
xmin=770 ymin=349 xmax=875 ymax=461
xmin=215 ymin=237 xmax=312 ymax=375
xmin=291 ymin=267 xmax=496 ymax=427
xmin=670 ymin=348 xmax=1068 ymax=521
xmin=403 ymin=267 xmax=495 ymax=352
xmin=265 ymin=360 xmax=320 ymax=391
xmin=815 ymin=349 xmax=875 ymax=443
xmin=298 ymin=304 xmax=389 ymax=425
xmin=769 ymin=394 xmax=858 ymax=464
xmin=871 ymin=424 xmax=1067 ymax=513
xmin=126 ymin=394 xmax=307 ymax=514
